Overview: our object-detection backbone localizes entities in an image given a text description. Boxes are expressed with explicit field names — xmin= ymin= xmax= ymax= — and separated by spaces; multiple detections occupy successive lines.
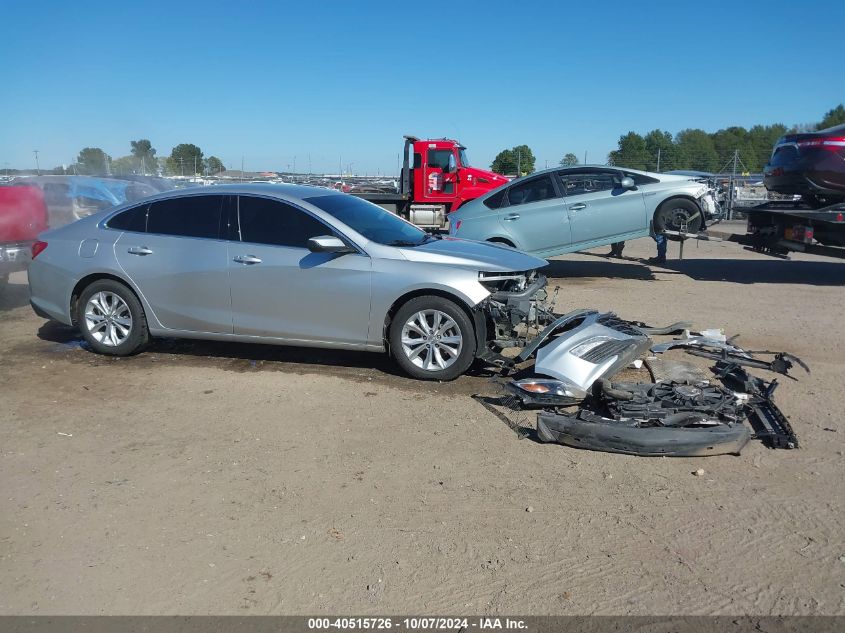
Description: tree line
xmin=607 ymin=104 xmax=845 ymax=173
xmin=488 ymin=104 xmax=845 ymax=176
xmin=65 ymin=141 xmax=226 ymax=177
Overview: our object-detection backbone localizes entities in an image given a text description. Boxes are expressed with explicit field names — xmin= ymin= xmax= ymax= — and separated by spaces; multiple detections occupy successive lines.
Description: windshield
xmin=304 ymin=194 xmax=428 ymax=246
xmin=459 ymin=148 xmax=470 ymax=167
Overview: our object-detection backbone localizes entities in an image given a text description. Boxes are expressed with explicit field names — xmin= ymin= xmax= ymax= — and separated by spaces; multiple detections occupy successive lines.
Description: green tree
xmin=818 ymin=104 xmax=845 ymax=129
xmin=206 ymin=156 xmax=225 ymax=174
xmin=512 ymin=145 xmax=535 ymax=175
xmin=643 ymin=129 xmax=677 ymax=172
xmin=491 ymin=149 xmax=515 ymax=174
xmin=167 ymin=143 xmax=204 ymax=176
xmin=130 ymin=139 xmax=157 ymax=174
xmin=607 ymin=132 xmax=649 ymax=169
xmin=76 ymin=147 xmax=111 ymax=175
xmin=110 ymin=155 xmax=137 ymax=176
xmin=559 ymin=153 xmax=579 ymax=167
xmin=675 ymin=129 xmax=719 ymax=172
xmin=491 ymin=145 xmax=536 ymax=175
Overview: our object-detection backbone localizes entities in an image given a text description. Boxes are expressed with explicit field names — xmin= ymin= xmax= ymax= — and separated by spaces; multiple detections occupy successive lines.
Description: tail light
xmin=31 ymin=241 xmax=48 ymax=259
xmin=797 ymin=136 xmax=845 ymax=150
xmin=454 ymin=219 xmax=462 ymax=232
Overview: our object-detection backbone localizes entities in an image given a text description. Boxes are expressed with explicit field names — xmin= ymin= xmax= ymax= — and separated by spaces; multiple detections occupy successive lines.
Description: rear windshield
xmin=304 ymin=194 xmax=427 ymax=246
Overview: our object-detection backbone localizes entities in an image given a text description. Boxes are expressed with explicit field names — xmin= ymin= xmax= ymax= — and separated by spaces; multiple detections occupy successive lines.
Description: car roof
xmin=131 ymin=182 xmax=340 ymax=204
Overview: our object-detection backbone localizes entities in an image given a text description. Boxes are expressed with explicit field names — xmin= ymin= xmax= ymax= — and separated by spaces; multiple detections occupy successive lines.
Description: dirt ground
xmin=1 ymin=229 xmax=844 ymax=615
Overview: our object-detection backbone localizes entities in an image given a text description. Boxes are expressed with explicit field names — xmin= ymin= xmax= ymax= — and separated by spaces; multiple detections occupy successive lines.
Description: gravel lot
xmin=1 ymin=231 xmax=844 ymax=615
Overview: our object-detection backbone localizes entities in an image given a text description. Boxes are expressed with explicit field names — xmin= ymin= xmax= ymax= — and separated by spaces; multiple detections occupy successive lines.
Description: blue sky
xmin=1 ymin=0 xmax=842 ymax=174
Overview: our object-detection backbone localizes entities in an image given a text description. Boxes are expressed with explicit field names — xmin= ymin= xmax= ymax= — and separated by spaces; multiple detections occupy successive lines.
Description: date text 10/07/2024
xmin=307 ymin=617 xmax=528 ymax=630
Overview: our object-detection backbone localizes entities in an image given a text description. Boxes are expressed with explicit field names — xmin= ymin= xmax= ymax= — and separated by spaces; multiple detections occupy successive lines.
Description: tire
xmin=653 ymin=198 xmax=703 ymax=233
xmin=76 ymin=279 xmax=149 ymax=356
xmin=0 ymin=273 xmax=8 ymax=294
xmin=389 ymin=295 xmax=476 ymax=381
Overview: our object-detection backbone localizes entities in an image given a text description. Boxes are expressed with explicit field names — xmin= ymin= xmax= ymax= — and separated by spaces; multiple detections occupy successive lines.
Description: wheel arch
xmin=652 ymin=195 xmax=703 ymax=232
xmin=486 ymin=236 xmax=517 ymax=248
xmin=70 ymin=272 xmax=143 ymax=327
xmin=382 ymin=288 xmax=481 ymax=352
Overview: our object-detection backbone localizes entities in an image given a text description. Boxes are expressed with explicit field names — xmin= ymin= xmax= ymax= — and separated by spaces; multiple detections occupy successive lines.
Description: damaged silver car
xmin=29 ymin=184 xmax=555 ymax=380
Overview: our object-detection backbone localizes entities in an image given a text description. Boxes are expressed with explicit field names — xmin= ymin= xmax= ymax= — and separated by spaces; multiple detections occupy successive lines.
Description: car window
xmin=483 ymin=188 xmax=507 ymax=210
xmin=146 ymin=195 xmax=224 ymax=239
xmin=106 ymin=204 xmax=148 ymax=232
xmin=623 ymin=171 xmax=659 ymax=185
xmin=304 ymin=194 xmax=427 ymax=246
xmin=558 ymin=171 xmax=617 ymax=196
xmin=427 ymin=149 xmax=453 ymax=170
xmin=506 ymin=176 xmax=557 ymax=207
xmin=238 ymin=195 xmax=332 ymax=248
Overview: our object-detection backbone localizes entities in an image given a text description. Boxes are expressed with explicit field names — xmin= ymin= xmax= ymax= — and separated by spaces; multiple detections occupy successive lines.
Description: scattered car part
xmin=527 ymin=312 xmax=651 ymax=400
xmin=595 ymin=380 xmax=741 ymax=425
xmin=504 ymin=378 xmax=581 ymax=408
xmin=536 ymin=410 xmax=751 ymax=457
xmin=714 ymin=361 xmax=799 ymax=449
xmin=645 ymin=358 xmax=710 ymax=384
xmin=686 ymin=348 xmax=810 ymax=378
xmin=651 ymin=336 xmax=748 ymax=355
xmin=630 ymin=321 xmax=693 ymax=335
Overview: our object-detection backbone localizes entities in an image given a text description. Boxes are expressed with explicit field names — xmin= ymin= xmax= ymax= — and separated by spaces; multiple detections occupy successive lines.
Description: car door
xmin=228 ymin=195 xmax=372 ymax=345
xmin=497 ymin=174 xmax=571 ymax=253
xmin=114 ymin=194 xmax=233 ymax=333
xmin=558 ymin=168 xmax=648 ymax=245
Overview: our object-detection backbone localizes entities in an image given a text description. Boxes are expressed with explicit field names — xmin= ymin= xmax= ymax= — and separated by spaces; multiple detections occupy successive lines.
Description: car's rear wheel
xmin=654 ymin=199 xmax=702 ymax=233
xmin=389 ymin=296 xmax=476 ymax=381
xmin=77 ymin=279 xmax=149 ymax=356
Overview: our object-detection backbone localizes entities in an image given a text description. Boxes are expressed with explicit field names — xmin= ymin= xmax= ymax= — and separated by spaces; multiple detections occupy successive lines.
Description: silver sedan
xmin=28 ymin=184 xmax=546 ymax=380
xmin=448 ymin=166 xmax=712 ymax=257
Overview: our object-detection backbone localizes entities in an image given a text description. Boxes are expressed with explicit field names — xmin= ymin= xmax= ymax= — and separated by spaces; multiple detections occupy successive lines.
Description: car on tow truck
xmin=763 ymin=123 xmax=845 ymax=206
xmin=448 ymin=166 xmax=714 ymax=257
xmin=28 ymin=184 xmax=550 ymax=380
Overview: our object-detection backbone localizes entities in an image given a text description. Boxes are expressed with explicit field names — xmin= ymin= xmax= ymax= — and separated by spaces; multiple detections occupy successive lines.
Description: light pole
xmin=33 ymin=150 xmax=40 ymax=175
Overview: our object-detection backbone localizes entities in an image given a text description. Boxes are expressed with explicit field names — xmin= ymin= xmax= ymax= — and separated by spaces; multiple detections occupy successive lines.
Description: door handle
xmin=233 ymin=254 xmax=262 ymax=265
xmin=127 ymin=246 xmax=153 ymax=255
xmin=570 ymin=203 xmax=587 ymax=211
xmin=504 ymin=213 xmax=520 ymax=221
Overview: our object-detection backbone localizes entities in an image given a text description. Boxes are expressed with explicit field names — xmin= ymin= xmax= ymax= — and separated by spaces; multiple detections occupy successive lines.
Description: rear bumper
xmin=764 ymin=153 xmax=845 ymax=197
xmin=0 ymin=243 xmax=32 ymax=276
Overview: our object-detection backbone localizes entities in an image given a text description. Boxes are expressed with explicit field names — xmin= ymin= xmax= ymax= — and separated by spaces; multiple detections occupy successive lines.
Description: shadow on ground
xmin=660 ymin=258 xmax=845 ymax=286
xmin=35 ymin=321 xmax=501 ymax=392
xmin=544 ymin=258 xmax=656 ymax=281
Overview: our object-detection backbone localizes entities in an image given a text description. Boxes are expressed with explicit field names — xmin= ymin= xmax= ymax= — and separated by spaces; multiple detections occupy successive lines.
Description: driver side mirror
xmin=307 ymin=235 xmax=354 ymax=254
xmin=619 ymin=177 xmax=636 ymax=189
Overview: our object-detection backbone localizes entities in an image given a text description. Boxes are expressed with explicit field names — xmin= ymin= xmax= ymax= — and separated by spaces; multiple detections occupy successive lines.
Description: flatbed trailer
xmin=728 ymin=200 xmax=845 ymax=260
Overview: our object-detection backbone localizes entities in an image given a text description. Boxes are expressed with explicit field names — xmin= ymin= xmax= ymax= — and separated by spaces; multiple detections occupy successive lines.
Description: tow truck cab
xmin=404 ymin=136 xmax=509 ymax=211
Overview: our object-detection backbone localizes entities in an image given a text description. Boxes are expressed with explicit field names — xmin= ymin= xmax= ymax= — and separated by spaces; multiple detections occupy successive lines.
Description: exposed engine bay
xmin=475 ymin=273 xmax=807 ymax=457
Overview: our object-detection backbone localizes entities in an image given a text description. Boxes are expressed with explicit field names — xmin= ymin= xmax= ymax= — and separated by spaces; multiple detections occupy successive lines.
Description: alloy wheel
xmin=400 ymin=309 xmax=463 ymax=372
xmin=84 ymin=291 xmax=133 ymax=347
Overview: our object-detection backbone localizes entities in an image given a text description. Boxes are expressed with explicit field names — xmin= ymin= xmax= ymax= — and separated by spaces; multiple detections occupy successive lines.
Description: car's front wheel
xmin=77 ymin=279 xmax=149 ymax=356
xmin=389 ymin=296 xmax=476 ymax=381
xmin=654 ymin=198 xmax=702 ymax=233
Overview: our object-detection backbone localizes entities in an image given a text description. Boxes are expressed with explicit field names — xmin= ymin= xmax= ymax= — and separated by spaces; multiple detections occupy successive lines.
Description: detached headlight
xmin=505 ymin=378 xmax=581 ymax=407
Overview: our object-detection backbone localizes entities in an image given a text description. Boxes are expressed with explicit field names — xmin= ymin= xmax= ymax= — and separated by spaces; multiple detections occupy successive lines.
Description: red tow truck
xmin=350 ymin=136 xmax=509 ymax=229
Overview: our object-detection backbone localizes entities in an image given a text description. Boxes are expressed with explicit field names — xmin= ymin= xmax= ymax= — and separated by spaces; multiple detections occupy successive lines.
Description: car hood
xmin=397 ymin=237 xmax=547 ymax=272
xmin=655 ymin=173 xmax=702 ymax=183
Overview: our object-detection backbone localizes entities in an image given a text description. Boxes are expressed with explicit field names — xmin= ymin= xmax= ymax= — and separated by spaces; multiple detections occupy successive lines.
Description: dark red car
xmin=0 ymin=184 xmax=50 ymax=289
xmin=764 ymin=123 xmax=845 ymax=205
